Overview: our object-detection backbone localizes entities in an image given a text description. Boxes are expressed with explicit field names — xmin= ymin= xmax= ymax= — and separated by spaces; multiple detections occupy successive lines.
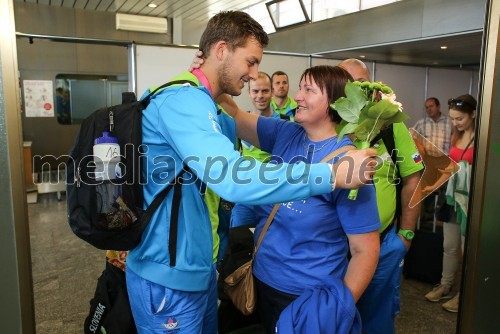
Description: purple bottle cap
xmin=94 ymin=131 xmax=118 ymax=144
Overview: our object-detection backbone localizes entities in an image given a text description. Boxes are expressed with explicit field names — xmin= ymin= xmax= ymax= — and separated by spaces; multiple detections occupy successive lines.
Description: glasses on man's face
xmin=448 ymin=98 xmax=468 ymax=109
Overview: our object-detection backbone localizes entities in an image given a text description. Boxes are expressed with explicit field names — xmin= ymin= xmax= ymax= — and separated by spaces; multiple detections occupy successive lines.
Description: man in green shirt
xmin=340 ymin=58 xmax=423 ymax=334
xmin=242 ymin=71 xmax=290 ymax=162
xmin=270 ymin=70 xmax=298 ymax=118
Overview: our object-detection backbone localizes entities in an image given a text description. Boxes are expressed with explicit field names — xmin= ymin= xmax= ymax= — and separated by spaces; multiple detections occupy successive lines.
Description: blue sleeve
xmin=230 ymin=204 xmax=258 ymax=228
xmin=154 ymin=87 xmax=333 ymax=205
xmin=334 ymin=184 xmax=381 ymax=235
xmin=218 ymin=108 xmax=238 ymax=149
xmin=257 ymin=116 xmax=299 ymax=154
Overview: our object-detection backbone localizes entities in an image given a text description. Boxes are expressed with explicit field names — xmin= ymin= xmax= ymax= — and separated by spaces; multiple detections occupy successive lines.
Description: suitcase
xmin=403 ymin=215 xmax=444 ymax=284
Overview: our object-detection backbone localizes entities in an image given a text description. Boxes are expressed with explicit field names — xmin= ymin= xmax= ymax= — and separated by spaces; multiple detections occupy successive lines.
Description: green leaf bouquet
xmin=332 ymin=81 xmax=409 ymax=199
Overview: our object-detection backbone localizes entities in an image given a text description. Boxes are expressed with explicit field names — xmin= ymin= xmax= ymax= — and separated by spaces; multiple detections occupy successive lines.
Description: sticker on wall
xmin=23 ymin=80 xmax=54 ymax=117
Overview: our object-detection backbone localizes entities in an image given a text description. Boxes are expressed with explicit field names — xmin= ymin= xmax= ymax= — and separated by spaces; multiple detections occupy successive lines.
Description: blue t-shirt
xmin=251 ymin=116 xmax=381 ymax=295
xmin=241 ymin=111 xmax=282 ymax=162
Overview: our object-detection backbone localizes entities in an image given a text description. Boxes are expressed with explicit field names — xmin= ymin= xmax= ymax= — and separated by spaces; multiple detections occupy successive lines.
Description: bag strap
xmin=253 ymin=144 xmax=356 ymax=256
xmin=459 ymin=137 xmax=474 ymax=161
xmin=370 ymin=124 xmax=403 ymax=225
xmin=318 ymin=144 xmax=356 ymax=163
xmin=168 ymin=168 xmax=187 ymax=266
xmin=138 ymin=79 xmax=197 ymax=262
xmin=141 ymin=80 xmax=198 ymax=107
xmin=279 ymin=113 xmax=291 ymax=121
xmin=139 ymin=165 xmax=190 ymax=266
xmin=140 ymin=167 xmax=186 ymax=226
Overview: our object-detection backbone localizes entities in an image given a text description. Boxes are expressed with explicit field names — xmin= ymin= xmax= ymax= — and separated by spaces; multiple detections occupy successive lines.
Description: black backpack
xmin=66 ymin=80 xmax=195 ymax=252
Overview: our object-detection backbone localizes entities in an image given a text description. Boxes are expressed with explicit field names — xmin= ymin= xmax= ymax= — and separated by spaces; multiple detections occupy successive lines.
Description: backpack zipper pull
xmin=109 ymin=110 xmax=114 ymax=132
xmin=76 ymin=167 xmax=81 ymax=187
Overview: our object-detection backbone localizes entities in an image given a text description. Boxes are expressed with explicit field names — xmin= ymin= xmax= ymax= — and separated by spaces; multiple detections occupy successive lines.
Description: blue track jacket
xmin=277 ymin=279 xmax=361 ymax=334
xmin=127 ymin=72 xmax=334 ymax=292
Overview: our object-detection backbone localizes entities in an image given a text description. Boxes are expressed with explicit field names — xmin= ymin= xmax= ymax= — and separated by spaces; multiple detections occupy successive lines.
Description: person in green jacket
xmin=241 ymin=71 xmax=290 ymax=162
xmin=270 ymin=70 xmax=298 ymax=117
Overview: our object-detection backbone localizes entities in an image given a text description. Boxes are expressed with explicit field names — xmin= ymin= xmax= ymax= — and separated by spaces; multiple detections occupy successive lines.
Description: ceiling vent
xmin=116 ymin=13 xmax=168 ymax=34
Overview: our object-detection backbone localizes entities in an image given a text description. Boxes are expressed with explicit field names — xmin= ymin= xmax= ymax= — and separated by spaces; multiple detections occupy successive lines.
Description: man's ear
xmin=213 ymin=41 xmax=228 ymax=61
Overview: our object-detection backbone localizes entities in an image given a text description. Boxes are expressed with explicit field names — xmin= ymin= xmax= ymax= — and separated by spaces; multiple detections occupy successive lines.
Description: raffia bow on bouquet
xmin=332 ymin=81 xmax=409 ymax=200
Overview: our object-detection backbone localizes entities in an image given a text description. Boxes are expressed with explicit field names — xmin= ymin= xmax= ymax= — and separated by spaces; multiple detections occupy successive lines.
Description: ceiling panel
xmin=63 ymin=0 xmax=76 ymax=8
xmin=314 ymin=32 xmax=483 ymax=69
xmin=14 ymin=0 xmax=483 ymax=69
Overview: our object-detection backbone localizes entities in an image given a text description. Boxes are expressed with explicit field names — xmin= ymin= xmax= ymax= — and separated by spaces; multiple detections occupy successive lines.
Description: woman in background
xmin=424 ymin=94 xmax=476 ymax=313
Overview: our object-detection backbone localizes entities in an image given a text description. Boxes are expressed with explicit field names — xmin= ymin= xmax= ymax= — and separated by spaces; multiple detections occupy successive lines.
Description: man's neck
xmin=197 ymin=64 xmax=219 ymax=99
xmin=273 ymin=96 xmax=288 ymax=109
xmin=430 ymin=112 xmax=442 ymax=122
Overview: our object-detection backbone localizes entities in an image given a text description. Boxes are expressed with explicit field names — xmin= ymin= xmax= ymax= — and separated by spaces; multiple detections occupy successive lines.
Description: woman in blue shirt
xmin=219 ymin=65 xmax=381 ymax=333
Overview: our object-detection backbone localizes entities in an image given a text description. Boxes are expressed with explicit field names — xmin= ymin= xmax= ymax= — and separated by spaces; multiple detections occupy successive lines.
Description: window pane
xmin=55 ymin=74 xmax=128 ymax=125
xmin=302 ymin=0 xmax=312 ymax=19
xmin=267 ymin=0 xmax=308 ymax=29
xmin=361 ymin=0 xmax=400 ymax=10
xmin=311 ymin=0 xmax=360 ymax=21
xmin=245 ymin=3 xmax=276 ymax=34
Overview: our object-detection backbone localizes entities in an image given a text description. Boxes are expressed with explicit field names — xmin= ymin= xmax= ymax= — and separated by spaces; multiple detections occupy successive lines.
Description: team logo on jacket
xmin=412 ymin=153 xmax=422 ymax=164
xmin=162 ymin=317 xmax=179 ymax=330
xmin=208 ymin=111 xmax=220 ymax=133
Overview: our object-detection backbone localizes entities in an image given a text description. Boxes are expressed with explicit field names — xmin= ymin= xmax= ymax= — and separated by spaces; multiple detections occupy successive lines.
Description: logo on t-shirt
xmin=412 ymin=153 xmax=422 ymax=164
xmin=208 ymin=111 xmax=220 ymax=133
xmin=163 ymin=317 xmax=179 ymax=330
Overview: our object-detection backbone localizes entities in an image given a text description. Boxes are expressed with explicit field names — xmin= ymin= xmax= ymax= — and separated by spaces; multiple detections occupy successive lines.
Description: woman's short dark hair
xmin=299 ymin=65 xmax=353 ymax=123
xmin=448 ymin=94 xmax=477 ymax=114
xmin=199 ymin=11 xmax=269 ymax=57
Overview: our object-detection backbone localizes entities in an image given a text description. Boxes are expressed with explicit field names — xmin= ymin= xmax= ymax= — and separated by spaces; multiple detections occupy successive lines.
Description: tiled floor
xmin=28 ymin=193 xmax=458 ymax=333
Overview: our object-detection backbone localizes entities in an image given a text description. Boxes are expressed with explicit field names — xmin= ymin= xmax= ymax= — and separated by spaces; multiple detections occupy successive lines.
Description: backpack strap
xmin=370 ymin=124 xmax=403 ymax=226
xmin=168 ymin=167 xmax=188 ymax=266
xmin=139 ymin=165 xmax=190 ymax=267
xmin=141 ymin=80 xmax=198 ymax=107
xmin=279 ymin=113 xmax=291 ymax=121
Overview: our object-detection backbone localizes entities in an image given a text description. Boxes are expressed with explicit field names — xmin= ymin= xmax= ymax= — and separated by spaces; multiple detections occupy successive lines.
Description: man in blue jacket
xmin=126 ymin=12 xmax=378 ymax=334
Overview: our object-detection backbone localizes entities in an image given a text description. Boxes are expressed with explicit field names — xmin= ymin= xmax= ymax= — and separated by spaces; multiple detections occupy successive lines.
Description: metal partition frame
xmin=460 ymin=0 xmax=498 ymax=332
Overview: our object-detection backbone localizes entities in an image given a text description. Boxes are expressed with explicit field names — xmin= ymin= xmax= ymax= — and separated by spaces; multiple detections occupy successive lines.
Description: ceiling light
xmin=440 ymin=45 xmax=448 ymax=49
xmin=359 ymin=55 xmax=366 ymax=58
xmin=148 ymin=3 xmax=158 ymax=8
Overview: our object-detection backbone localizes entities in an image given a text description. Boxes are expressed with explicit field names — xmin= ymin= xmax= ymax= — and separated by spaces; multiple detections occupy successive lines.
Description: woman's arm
xmin=344 ymin=231 xmax=380 ymax=302
xmin=217 ymin=94 xmax=260 ymax=148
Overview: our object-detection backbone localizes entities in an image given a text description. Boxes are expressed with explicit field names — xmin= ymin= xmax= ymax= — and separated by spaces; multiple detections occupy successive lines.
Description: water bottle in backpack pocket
xmin=93 ymin=131 xmax=137 ymax=230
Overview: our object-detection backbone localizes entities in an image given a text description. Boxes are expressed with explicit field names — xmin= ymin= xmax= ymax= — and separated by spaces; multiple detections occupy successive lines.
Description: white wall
xmin=428 ymin=68 xmax=477 ymax=116
xmin=233 ymin=53 xmax=309 ymax=111
xmin=135 ymin=45 xmax=479 ymax=127
xmin=374 ymin=63 xmax=427 ymax=126
xmin=135 ymin=44 xmax=199 ymax=97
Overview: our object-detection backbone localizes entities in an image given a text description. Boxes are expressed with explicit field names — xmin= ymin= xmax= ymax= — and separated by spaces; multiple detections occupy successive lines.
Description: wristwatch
xmin=398 ymin=229 xmax=415 ymax=241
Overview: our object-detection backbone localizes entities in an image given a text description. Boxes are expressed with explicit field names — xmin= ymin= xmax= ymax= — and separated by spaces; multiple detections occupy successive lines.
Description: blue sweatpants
xmin=126 ymin=265 xmax=218 ymax=334
xmin=356 ymin=225 xmax=407 ymax=334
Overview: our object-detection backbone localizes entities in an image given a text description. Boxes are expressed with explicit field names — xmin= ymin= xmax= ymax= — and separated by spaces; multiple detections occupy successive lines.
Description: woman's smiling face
xmin=293 ymin=75 xmax=330 ymax=126
xmin=449 ymin=108 xmax=475 ymax=132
